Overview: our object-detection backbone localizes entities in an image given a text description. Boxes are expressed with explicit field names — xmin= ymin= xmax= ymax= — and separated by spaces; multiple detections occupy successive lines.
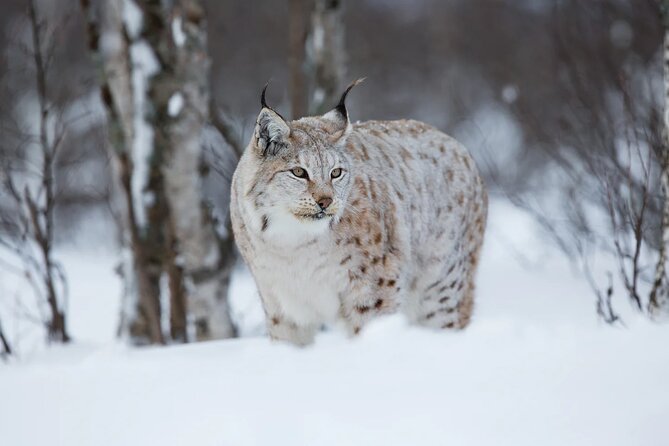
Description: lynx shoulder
xmin=230 ymin=81 xmax=487 ymax=345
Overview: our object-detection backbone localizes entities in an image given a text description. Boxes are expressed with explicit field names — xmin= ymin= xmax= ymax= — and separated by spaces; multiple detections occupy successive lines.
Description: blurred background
xmin=0 ymin=0 xmax=666 ymax=355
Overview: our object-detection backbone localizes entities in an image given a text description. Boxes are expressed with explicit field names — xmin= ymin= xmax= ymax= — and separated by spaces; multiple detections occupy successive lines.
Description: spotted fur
xmin=230 ymin=90 xmax=487 ymax=346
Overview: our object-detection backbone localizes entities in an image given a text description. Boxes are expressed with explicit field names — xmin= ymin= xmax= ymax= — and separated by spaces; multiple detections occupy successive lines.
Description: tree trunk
xmin=28 ymin=0 xmax=70 ymax=343
xmin=289 ymin=0 xmax=310 ymax=118
xmin=82 ymin=0 xmax=237 ymax=343
xmin=137 ymin=0 xmax=236 ymax=341
xmin=81 ymin=0 xmax=165 ymax=344
xmin=306 ymin=0 xmax=346 ymax=115
xmin=649 ymin=1 xmax=669 ymax=318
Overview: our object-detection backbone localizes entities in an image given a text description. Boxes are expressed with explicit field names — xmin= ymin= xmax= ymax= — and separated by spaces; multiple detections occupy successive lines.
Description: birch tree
xmin=0 ymin=0 xmax=71 ymax=343
xmin=80 ymin=0 xmax=162 ymax=344
xmin=649 ymin=0 xmax=669 ymax=318
xmin=306 ymin=0 xmax=346 ymax=115
xmin=80 ymin=0 xmax=235 ymax=344
xmin=290 ymin=0 xmax=348 ymax=117
xmin=140 ymin=0 xmax=236 ymax=341
xmin=289 ymin=0 xmax=309 ymax=119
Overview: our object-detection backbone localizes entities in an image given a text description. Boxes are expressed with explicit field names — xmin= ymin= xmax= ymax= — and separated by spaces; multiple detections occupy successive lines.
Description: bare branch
xmin=0 ymin=319 xmax=12 ymax=359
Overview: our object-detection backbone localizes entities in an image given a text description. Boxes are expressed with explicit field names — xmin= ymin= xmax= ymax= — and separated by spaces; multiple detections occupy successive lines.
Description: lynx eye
xmin=291 ymin=167 xmax=308 ymax=179
xmin=330 ymin=168 xmax=343 ymax=179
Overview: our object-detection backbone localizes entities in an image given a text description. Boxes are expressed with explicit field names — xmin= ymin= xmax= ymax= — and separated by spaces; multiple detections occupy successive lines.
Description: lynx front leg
xmin=257 ymin=286 xmax=317 ymax=346
xmin=340 ymin=284 xmax=400 ymax=337
xmin=266 ymin=316 xmax=317 ymax=346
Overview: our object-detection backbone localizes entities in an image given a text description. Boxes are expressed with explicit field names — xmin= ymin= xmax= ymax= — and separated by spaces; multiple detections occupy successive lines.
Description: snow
xmin=122 ymin=0 xmax=143 ymax=39
xmin=0 ymin=245 xmax=121 ymax=357
xmin=168 ymin=92 xmax=184 ymax=117
xmin=99 ymin=30 xmax=123 ymax=58
xmin=1 ymin=200 xmax=668 ymax=445
xmin=171 ymin=16 xmax=186 ymax=47
xmin=313 ymin=87 xmax=325 ymax=105
xmin=312 ymin=19 xmax=324 ymax=53
xmin=2 ymin=319 xmax=667 ymax=446
xmin=456 ymin=105 xmax=523 ymax=172
xmin=129 ymin=39 xmax=160 ymax=228
xmin=502 ymin=84 xmax=519 ymax=103
xmin=61 ymin=92 xmax=106 ymax=135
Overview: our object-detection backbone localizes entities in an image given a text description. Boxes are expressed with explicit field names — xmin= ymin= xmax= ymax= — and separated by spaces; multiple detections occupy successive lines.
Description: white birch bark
xmin=138 ymin=0 xmax=235 ymax=340
xmin=306 ymin=0 xmax=346 ymax=115
xmin=82 ymin=0 xmax=164 ymax=344
xmin=164 ymin=3 xmax=236 ymax=340
xmin=99 ymin=0 xmax=135 ymax=158
xmin=85 ymin=0 xmax=236 ymax=342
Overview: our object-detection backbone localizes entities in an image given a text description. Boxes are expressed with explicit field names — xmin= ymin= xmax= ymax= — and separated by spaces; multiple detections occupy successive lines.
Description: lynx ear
xmin=322 ymin=78 xmax=365 ymax=135
xmin=254 ymin=85 xmax=290 ymax=156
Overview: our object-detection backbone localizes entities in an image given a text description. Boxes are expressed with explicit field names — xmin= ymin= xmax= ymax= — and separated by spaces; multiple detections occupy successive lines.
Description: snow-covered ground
xmin=1 ymin=200 xmax=668 ymax=446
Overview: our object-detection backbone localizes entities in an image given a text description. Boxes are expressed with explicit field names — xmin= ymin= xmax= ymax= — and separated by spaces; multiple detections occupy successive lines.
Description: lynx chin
xmin=230 ymin=80 xmax=488 ymax=346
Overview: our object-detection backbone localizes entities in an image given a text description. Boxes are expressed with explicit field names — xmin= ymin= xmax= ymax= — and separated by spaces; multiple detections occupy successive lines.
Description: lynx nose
xmin=316 ymin=196 xmax=333 ymax=210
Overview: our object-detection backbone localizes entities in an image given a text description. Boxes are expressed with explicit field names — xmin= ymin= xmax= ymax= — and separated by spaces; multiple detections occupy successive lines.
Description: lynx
xmin=230 ymin=80 xmax=487 ymax=345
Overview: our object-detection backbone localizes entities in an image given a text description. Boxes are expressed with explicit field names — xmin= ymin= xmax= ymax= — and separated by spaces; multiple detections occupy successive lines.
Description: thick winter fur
xmin=230 ymin=84 xmax=487 ymax=345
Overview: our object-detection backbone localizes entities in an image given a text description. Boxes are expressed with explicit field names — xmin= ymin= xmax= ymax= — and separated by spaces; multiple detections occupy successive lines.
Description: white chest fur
xmin=237 ymin=178 xmax=347 ymax=327
xmin=254 ymin=244 xmax=344 ymax=327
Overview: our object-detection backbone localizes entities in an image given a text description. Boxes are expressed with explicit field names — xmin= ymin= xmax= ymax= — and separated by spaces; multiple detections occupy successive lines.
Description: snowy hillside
xmin=1 ymin=201 xmax=668 ymax=446
xmin=2 ymin=317 xmax=668 ymax=446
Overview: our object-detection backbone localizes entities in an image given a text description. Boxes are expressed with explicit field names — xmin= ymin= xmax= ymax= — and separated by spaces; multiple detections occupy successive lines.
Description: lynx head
xmin=244 ymin=80 xmax=363 ymax=239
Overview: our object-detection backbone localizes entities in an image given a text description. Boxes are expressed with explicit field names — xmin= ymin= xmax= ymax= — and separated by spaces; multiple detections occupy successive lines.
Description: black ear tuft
xmin=261 ymin=82 xmax=269 ymax=109
xmin=335 ymin=78 xmax=365 ymax=120
xmin=259 ymin=81 xmax=287 ymax=121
